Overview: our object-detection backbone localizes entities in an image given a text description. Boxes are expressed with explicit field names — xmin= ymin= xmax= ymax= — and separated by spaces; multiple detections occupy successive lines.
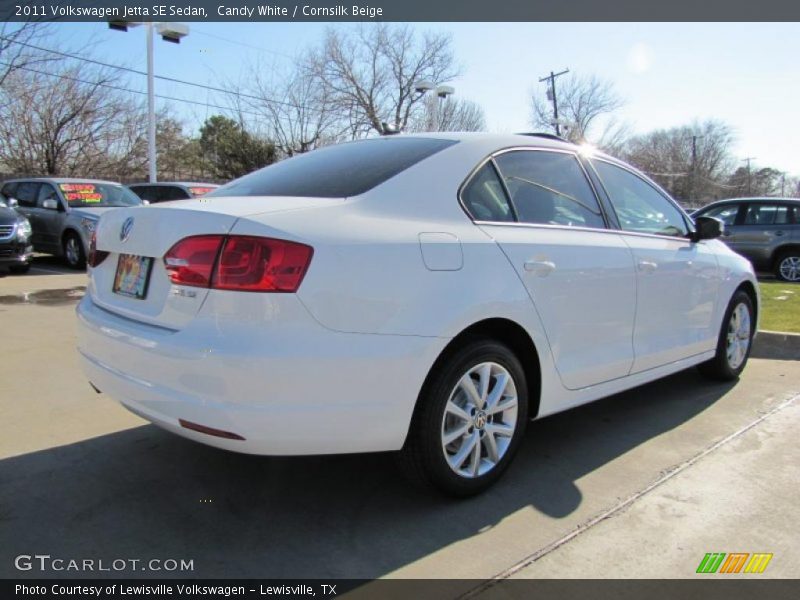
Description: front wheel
xmin=398 ymin=339 xmax=529 ymax=497
xmin=698 ymin=290 xmax=755 ymax=381
xmin=63 ymin=232 xmax=86 ymax=270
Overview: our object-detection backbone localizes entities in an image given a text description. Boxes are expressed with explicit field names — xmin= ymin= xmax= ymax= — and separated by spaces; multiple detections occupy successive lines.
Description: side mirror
xmin=8 ymin=197 xmax=19 ymax=208
xmin=42 ymin=198 xmax=59 ymax=210
xmin=142 ymin=200 xmax=150 ymax=205
xmin=691 ymin=216 xmax=723 ymax=242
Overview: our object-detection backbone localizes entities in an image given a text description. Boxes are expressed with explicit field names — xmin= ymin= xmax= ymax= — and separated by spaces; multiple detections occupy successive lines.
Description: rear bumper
xmin=76 ymin=291 xmax=448 ymax=455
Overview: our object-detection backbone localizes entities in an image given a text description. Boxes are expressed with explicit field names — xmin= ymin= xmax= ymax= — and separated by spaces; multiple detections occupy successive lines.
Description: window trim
xmin=457 ymin=146 xmax=612 ymax=231
xmin=588 ymin=157 xmax=696 ymax=241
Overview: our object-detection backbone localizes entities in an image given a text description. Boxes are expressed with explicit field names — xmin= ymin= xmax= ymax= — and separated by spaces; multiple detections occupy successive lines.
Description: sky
xmin=47 ymin=21 xmax=800 ymax=175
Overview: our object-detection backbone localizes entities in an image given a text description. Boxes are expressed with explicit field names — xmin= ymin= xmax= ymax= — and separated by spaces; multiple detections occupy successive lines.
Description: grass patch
xmin=758 ymin=281 xmax=800 ymax=333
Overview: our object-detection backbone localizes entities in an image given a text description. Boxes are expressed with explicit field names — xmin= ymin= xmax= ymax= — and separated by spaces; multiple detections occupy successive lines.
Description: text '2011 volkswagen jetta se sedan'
xmin=77 ymin=133 xmax=758 ymax=496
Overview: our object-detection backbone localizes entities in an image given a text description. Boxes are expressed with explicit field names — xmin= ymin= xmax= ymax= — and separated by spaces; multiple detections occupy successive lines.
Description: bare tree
xmin=0 ymin=21 xmax=51 ymax=88
xmin=0 ymin=63 xmax=142 ymax=176
xmin=531 ymin=74 xmax=623 ymax=144
xmin=234 ymin=55 xmax=346 ymax=157
xmin=408 ymin=95 xmax=486 ymax=132
xmin=622 ymin=120 xmax=736 ymax=202
xmin=310 ymin=24 xmax=459 ymax=135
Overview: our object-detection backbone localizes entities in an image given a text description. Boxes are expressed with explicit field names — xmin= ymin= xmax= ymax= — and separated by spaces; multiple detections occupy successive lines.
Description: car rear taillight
xmin=87 ymin=230 xmax=109 ymax=268
xmin=164 ymin=235 xmax=313 ymax=293
xmin=164 ymin=235 xmax=224 ymax=287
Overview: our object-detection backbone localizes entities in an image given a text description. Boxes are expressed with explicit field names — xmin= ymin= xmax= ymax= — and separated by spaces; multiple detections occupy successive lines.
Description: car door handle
xmin=774 ymin=231 xmax=785 ymax=237
xmin=637 ymin=260 xmax=658 ymax=273
xmin=524 ymin=260 xmax=556 ymax=276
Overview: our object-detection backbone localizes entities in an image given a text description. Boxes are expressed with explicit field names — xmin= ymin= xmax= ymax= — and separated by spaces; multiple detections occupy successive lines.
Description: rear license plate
xmin=113 ymin=254 xmax=154 ymax=300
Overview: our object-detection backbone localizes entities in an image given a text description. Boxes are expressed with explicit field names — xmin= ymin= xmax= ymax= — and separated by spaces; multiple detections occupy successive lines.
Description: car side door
xmin=733 ymin=202 xmax=793 ymax=270
xmin=468 ymin=149 xmax=637 ymax=390
xmin=36 ymin=183 xmax=66 ymax=252
xmin=590 ymin=159 xmax=721 ymax=374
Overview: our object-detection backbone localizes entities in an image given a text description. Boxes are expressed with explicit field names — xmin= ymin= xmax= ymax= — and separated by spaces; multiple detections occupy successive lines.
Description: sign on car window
xmin=59 ymin=183 xmax=104 ymax=204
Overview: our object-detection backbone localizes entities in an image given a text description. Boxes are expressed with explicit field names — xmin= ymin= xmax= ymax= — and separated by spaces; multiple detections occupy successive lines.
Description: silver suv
xmin=692 ymin=198 xmax=800 ymax=281
xmin=0 ymin=178 xmax=142 ymax=269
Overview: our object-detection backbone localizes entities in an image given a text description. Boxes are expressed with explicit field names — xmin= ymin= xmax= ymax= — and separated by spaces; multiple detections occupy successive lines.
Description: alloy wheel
xmin=726 ymin=302 xmax=751 ymax=370
xmin=441 ymin=361 xmax=518 ymax=479
xmin=779 ymin=256 xmax=800 ymax=282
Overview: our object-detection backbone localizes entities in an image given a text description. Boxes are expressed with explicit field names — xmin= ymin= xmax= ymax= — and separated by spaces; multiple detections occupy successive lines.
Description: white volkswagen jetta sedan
xmin=77 ymin=133 xmax=758 ymax=496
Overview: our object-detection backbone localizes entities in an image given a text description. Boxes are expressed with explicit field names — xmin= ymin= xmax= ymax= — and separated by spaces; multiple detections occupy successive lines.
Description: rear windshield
xmin=208 ymin=137 xmax=457 ymax=199
xmin=59 ymin=182 xmax=142 ymax=208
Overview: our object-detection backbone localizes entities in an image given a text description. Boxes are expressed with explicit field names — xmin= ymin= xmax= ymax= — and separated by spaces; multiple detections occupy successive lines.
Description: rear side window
xmin=493 ymin=151 xmax=605 ymax=228
xmin=743 ymin=204 xmax=791 ymax=225
xmin=461 ymin=163 xmax=515 ymax=222
xmin=160 ymin=186 xmax=190 ymax=201
xmin=15 ymin=182 xmax=41 ymax=207
xmin=209 ymin=137 xmax=457 ymax=199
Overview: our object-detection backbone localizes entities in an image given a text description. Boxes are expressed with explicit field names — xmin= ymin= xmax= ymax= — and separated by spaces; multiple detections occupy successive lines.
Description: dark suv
xmin=692 ymin=198 xmax=800 ymax=281
xmin=127 ymin=182 xmax=219 ymax=203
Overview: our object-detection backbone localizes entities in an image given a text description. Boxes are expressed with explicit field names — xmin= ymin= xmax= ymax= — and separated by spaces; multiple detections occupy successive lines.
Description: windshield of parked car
xmin=208 ymin=137 xmax=458 ymax=198
xmin=59 ymin=182 xmax=142 ymax=208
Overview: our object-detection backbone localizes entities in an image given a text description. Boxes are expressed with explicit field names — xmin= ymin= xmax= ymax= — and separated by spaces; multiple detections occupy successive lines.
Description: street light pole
xmin=109 ymin=21 xmax=189 ymax=182
xmin=146 ymin=22 xmax=156 ymax=183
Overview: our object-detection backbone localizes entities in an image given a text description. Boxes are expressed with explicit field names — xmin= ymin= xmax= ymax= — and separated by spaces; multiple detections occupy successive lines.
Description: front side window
xmin=592 ymin=160 xmax=688 ymax=237
xmin=461 ymin=162 xmax=515 ymax=222
xmin=493 ymin=151 xmax=605 ymax=228
xmin=698 ymin=204 xmax=740 ymax=226
xmin=37 ymin=184 xmax=59 ymax=207
xmin=743 ymin=204 xmax=791 ymax=226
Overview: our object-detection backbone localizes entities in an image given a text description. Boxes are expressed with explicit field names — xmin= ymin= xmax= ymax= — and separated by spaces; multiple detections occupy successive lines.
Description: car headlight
xmin=16 ymin=219 xmax=32 ymax=241
xmin=80 ymin=217 xmax=98 ymax=233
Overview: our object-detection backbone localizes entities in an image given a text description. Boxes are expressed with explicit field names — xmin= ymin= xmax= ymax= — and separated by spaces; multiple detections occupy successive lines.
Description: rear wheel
xmin=698 ymin=290 xmax=754 ymax=381
xmin=63 ymin=232 xmax=86 ymax=269
xmin=774 ymin=250 xmax=800 ymax=282
xmin=398 ymin=339 xmax=528 ymax=497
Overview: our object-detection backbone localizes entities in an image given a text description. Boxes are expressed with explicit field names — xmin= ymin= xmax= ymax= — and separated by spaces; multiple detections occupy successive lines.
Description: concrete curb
xmin=752 ymin=330 xmax=800 ymax=360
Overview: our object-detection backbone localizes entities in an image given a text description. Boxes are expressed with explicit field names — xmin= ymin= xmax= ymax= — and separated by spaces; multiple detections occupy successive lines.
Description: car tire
xmin=774 ymin=250 xmax=800 ymax=282
xmin=697 ymin=290 xmax=755 ymax=381
xmin=9 ymin=264 xmax=30 ymax=274
xmin=398 ymin=338 xmax=529 ymax=497
xmin=63 ymin=231 xmax=86 ymax=270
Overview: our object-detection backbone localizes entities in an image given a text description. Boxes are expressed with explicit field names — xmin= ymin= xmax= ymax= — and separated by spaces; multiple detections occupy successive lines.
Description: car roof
xmin=2 ymin=177 xmax=123 ymax=185
xmin=701 ymin=197 xmax=800 ymax=206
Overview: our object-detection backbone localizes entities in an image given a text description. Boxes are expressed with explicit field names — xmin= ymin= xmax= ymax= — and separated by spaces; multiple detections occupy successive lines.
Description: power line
xmin=0 ymin=61 xmax=266 ymax=119
xmin=190 ymin=27 xmax=296 ymax=60
xmin=0 ymin=35 xmax=317 ymax=113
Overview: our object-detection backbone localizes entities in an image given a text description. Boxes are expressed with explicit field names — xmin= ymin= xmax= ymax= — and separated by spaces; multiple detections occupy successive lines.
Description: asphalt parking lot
xmin=1 ymin=258 xmax=798 ymax=582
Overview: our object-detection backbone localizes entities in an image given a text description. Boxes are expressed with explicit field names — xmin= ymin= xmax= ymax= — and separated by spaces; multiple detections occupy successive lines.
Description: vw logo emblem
xmin=120 ymin=217 xmax=134 ymax=242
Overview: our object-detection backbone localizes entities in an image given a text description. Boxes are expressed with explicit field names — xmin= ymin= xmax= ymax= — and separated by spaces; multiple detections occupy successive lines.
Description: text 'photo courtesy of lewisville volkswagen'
xmin=79 ymin=133 xmax=757 ymax=496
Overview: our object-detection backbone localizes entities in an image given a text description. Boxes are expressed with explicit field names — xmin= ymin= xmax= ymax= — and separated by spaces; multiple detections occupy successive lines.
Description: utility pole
xmin=780 ymin=172 xmax=786 ymax=196
xmin=742 ymin=157 xmax=756 ymax=195
xmin=539 ymin=68 xmax=569 ymax=137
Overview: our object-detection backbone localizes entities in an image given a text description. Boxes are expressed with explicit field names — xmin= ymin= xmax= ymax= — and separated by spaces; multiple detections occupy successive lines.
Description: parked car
xmin=128 ymin=182 xmax=220 ymax=203
xmin=77 ymin=133 xmax=758 ymax=496
xmin=0 ymin=194 xmax=33 ymax=273
xmin=692 ymin=198 xmax=800 ymax=282
xmin=0 ymin=178 xmax=143 ymax=269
